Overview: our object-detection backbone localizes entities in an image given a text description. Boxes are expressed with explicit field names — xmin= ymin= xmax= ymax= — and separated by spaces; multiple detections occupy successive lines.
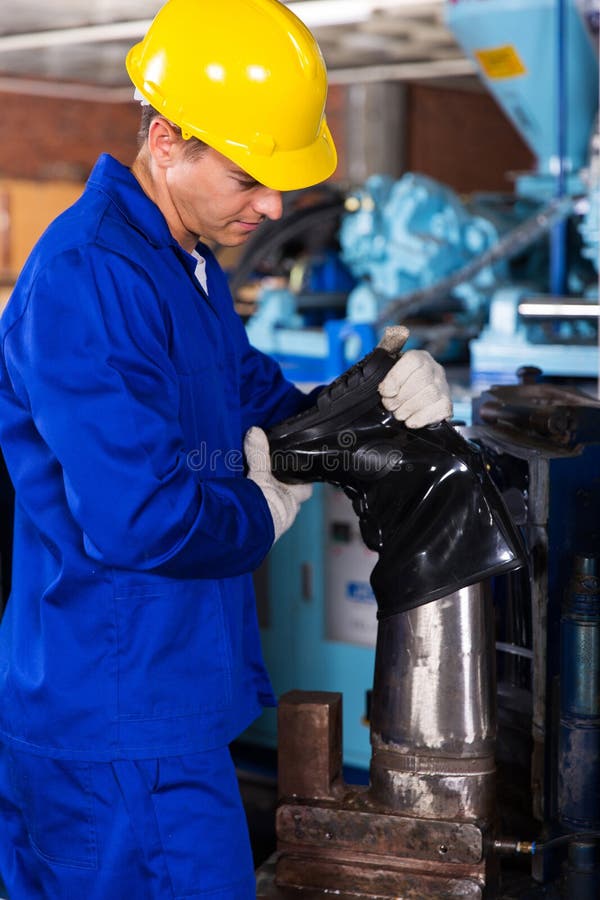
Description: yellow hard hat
xmin=126 ymin=0 xmax=338 ymax=191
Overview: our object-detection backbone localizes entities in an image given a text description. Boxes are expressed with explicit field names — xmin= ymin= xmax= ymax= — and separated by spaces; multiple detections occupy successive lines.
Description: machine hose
xmin=376 ymin=194 xmax=577 ymax=325
xmin=494 ymin=831 xmax=600 ymax=856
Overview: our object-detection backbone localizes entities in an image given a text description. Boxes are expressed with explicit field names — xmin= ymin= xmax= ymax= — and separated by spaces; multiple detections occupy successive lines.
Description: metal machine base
xmin=256 ymin=690 xmax=497 ymax=900
xmin=256 ymin=853 xmax=566 ymax=900
xmin=256 ymin=851 xmax=489 ymax=899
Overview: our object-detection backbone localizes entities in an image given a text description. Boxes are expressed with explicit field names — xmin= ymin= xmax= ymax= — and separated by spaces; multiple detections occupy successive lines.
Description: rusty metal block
xmin=276 ymin=802 xmax=484 ymax=864
xmin=277 ymin=690 xmax=342 ymax=800
xmin=275 ymin=852 xmax=485 ymax=899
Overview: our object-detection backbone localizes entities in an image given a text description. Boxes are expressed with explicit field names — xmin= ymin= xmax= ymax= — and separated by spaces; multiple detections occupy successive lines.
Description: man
xmin=0 ymin=0 xmax=452 ymax=897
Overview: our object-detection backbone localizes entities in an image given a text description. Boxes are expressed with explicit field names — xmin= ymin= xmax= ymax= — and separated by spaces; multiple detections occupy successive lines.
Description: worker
xmin=0 ymin=0 xmax=452 ymax=897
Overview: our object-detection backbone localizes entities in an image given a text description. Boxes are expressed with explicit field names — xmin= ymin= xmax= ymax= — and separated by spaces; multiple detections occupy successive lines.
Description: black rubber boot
xmin=267 ymin=346 xmax=526 ymax=618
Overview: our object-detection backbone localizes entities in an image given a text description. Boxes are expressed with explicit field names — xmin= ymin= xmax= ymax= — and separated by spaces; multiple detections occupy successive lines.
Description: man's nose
xmin=254 ymin=187 xmax=283 ymax=221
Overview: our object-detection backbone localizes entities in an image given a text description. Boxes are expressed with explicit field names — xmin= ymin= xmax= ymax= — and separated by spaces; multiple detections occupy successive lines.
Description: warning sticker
xmin=474 ymin=45 xmax=527 ymax=79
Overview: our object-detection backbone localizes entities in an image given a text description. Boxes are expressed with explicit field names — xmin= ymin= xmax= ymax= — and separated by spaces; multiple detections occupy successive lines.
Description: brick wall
xmin=324 ymin=84 xmax=349 ymax=184
xmin=0 ymin=88 xmax=350 ymax=184
xmin=325 ymin=81 xmax=535 ymax=193
xmin=0 ymin=80 xmax=534 ymax=191
xmin=0 ymin=92 xmax=141 ymax=181
xmin=405 ymin=82 xmax=535 ymax=193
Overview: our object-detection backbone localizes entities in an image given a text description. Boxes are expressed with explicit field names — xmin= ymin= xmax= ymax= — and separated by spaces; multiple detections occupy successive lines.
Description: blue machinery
xmin=244 ymin=0 xmax=599 ymax=391
xmin=451 ymin=0 xmax=599 ymax=386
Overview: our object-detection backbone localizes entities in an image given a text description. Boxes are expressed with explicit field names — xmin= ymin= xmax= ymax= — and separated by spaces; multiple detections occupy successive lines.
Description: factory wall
xmin=0 ymin=80 xmax=534 ymax=289
xmin=0 ymin=90 xmax=140 ymax=181
xmin=0 ymin=81 xmax=534 ymax=188
xmin=406 ymin=82 xmax=535 ymax=192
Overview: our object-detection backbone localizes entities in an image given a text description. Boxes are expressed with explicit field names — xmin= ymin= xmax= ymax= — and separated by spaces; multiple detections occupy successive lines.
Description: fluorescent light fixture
xmin=288 ymin=0 xmax=440 ymax=28
xmin=0 ymin=21 xmax=152 ymax=53
xmin=0 ymin=75 xmax=134 ymax=101
xmin=518 ymin=302 xmax=600 ymax=317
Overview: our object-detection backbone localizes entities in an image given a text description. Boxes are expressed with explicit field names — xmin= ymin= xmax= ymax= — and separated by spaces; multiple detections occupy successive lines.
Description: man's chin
xmin=222 ymin=230 xmax=257 ymax=248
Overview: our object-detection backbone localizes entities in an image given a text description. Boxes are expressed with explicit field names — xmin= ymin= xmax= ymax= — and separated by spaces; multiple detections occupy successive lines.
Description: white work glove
xmin=244 ymin=426 xmax=313 ymax=542
xmin=376 ymin=326 xmax=453 ymax=429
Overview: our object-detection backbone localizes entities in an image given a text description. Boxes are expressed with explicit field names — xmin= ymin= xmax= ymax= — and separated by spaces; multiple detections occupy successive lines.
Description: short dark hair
xmin=137 ymin=105 xmax=208 ymax=159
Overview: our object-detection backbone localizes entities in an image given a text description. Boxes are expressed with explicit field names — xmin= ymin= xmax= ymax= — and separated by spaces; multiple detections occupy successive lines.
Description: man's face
xmin=164 ymin=143 xmax=283 ymax=248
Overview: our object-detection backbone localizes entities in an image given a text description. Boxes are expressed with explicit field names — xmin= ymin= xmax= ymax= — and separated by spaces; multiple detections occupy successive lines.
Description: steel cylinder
xmin=558 ymin=555 xmax=600 ymax=830
xmin=565 ymin=841 xmax=600 ymax=900
xmin=369 ymin=583 xmax=497 ymax=822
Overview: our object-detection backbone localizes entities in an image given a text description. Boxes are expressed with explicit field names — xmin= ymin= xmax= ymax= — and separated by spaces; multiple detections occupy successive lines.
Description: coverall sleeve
xmin=234 ymin=313 xmax=321 ymax=433
xmin=239 ymin=340 xmax=321 ymax=433
xmin=2 ymin=248 xmax=275 ymax=578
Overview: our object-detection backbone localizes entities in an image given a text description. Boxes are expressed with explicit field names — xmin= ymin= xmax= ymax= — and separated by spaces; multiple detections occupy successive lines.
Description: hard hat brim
xmin=203 ymin=122 xmax=338 ymax=191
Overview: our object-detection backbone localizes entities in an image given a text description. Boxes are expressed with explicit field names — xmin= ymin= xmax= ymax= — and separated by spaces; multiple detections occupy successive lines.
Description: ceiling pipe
xmin=0 ymin=22 xmax=152 ymax=53
xmin=328 ymin=57 xmax=475 ymax=84
xmin=0 ymin=0 xmax=444 ymax=52
xmin=0 ymin=76 xmax=134 ymax=102
xmin=0 ymin=56 xmax=476 ymax=102
xmin=0 ymin=0 xmax=465 ymax=97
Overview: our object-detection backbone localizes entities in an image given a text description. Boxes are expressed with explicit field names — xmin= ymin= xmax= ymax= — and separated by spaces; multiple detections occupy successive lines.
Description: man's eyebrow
xmin=229 ymin=168 xmax=259 ymax=183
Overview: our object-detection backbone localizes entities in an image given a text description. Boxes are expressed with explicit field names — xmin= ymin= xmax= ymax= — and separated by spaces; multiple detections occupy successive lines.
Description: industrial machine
xmin=238 ymin=0 xmax=598 ymax=394
xmin=255 ymin=339 xmax=525 ymax=899
xmin=468 ymin=379 xmax=600 ymax=872
xmin=242 ymin=0 xmax=599 ymax=769
xmin=254 ymin=353 xmax=600 ymax=900
xmin=244 ymin=0 xmax=600 ymax=894
xmin=448 ymin=0 xmax=599 ymax=387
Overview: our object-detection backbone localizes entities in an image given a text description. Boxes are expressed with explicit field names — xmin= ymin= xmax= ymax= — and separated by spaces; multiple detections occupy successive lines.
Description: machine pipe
xmin=550 ymin=0 xmax=568 ymax=296
xmin=566 ymin=840 xmax=600 ymax=900
xmin=558 ymin=555 xmax=600 ymax=830
xmin=376 ymin=196 xmax=575 ymax=325
xmin=369 ymin=583 xmax=497 ymax=823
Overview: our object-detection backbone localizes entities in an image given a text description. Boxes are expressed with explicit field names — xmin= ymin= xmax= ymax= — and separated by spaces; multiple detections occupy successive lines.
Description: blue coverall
xmin=0 ymin=154 xmax=315 ymax=898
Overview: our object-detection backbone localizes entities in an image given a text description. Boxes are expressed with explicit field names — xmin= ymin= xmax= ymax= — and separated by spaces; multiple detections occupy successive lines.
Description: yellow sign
xmin=474 ymin=45 xmax=527 ymax=79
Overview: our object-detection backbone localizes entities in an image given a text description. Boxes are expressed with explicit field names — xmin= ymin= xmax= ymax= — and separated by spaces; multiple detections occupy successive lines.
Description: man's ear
xmin=147 ymin=117 xmax=181 ymax=168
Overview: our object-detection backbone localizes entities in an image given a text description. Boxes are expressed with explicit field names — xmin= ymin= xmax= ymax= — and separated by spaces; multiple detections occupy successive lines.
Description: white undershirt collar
xmin=190 ymin=249 xmax=209 ymax=294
